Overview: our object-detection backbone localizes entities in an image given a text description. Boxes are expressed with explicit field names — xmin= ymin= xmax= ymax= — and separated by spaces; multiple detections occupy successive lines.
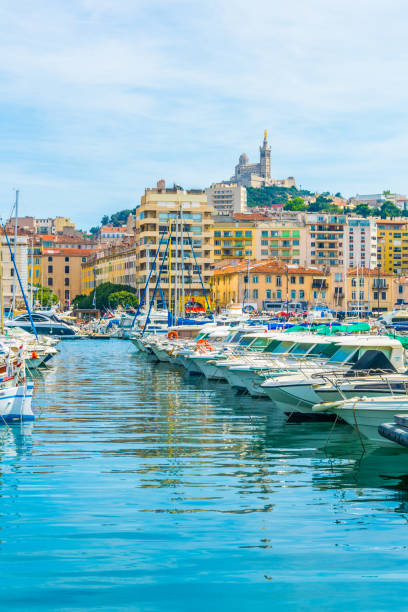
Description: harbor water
xmin=1 ymin=339 xmax=408 ymax=610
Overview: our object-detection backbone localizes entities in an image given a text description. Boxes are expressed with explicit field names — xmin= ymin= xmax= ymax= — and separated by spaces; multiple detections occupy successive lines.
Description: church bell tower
xmin=259 ymin=129 xmax=271 ymax=179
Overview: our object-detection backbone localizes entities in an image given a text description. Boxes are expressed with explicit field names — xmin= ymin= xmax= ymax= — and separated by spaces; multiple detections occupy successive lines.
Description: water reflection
xmin=0 ymin=340 xmax=406 ymax=609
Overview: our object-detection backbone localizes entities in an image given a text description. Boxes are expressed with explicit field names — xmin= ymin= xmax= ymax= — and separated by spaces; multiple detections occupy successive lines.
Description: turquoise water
xmin=1 ymin=339 xmax=408 ymax=610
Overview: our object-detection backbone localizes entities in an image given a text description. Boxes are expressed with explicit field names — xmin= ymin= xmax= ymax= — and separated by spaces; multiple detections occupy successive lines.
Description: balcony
xmin=312 ymin=280 xmax=328 ymax=289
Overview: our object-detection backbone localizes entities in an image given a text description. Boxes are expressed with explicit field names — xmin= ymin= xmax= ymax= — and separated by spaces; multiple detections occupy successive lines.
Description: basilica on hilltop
xmin=229 ymin=131 xmax=296 ymax=189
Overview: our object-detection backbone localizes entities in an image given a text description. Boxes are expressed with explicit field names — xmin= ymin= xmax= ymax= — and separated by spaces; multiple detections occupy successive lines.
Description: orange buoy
xmin=32 ymin=351 xmax=39 ymax=359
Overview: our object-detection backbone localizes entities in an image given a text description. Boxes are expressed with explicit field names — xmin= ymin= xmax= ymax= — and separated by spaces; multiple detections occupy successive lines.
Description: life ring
xmin=196 ymin=339 xmax=213 ymax=352
xmin=168 ymin=330 xmax=178 ymax=340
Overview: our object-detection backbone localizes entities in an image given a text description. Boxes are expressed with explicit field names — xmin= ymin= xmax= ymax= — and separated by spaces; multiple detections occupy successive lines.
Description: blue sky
xmin=1 ymin=0 xmax=408 ymax=228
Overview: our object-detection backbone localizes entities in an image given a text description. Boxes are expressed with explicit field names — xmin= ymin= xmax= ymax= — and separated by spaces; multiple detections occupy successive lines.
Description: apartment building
xmin=206 ymin=183 xmax=247 ymax=216
xmin=81 ymin=245 xmax=137 ymax=295
xmin=134 ymin=181 xmax=214 ymax=304
xmin=212 ymin=212 xmax=307 ymax=265
xmin=344 ymin=217 xmax=378 ymax=269
xmin=1 ymin=236 xmax=28 ymax=309
xmin=376 ymin=219 xmax=408 ymax=275
xmin=43 ymin=247 xmax=94 ymax=307
xmin=329 ymin=266 xmax=396 ymax=312
xmin=305 ymin=213 xmax=346 ymax=268
xmin=211 ymin=260 xmax=327 ymax=310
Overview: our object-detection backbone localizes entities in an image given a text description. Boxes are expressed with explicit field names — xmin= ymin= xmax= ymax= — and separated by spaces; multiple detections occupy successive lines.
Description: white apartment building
xmin=2 ymin=236 xmax=28 ymax=309
xmin=344 ymin=217 xmax=378 ymax=269
xmin=206 ymin=183 xmax=247 ymax=216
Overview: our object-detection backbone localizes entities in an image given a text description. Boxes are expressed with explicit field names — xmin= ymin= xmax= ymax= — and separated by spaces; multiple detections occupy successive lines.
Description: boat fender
xmin=32 ymin=351 xmax=39 ymax=359
xmin=312 ymin=399 xmax=349 ymax=412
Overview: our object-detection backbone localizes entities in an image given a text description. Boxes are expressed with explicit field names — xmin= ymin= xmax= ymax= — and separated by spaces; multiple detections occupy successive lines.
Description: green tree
xmin=89 ymin=226 xmax=99 ymax=235
xmin=33 ymin=284 xmax=59 ymax=307
xmin=246 ymin=185 xmax=313 ymax=208
xmin=379 ymin=201 xmax=401 ymax=219
xmin=308 ymin=195 xmax=337 ymax=213
xmin=354 ymin=203 xmax=372 ymax=218
xmin=72 ymin=282 xmax=138 ymax=311
xmin=109 ymin=291 xmax=139 ymax=308
xmin=335 ymin=192 xmax=342 ymax=197
xmin=284 ymin=197 xmax=307 ymax=211
xmin=101 ymin=215 xmax=109 ymax=225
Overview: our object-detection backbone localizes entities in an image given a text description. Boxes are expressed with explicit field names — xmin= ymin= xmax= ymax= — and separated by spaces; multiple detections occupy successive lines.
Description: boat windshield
xmin=238 ymin=336 xmax=256 ymax=347
xmin=248 ymin=337 xmax=273 ymax=350
xmin=230 ymin=331 xmax=246 ymax=344
xmin=288 ymin=342 xmax=311 ymax=356
xmin=328 ymin=346 xmax=359 ymax=365
xmin=269 ymin=340 xmax=294 ymax=354
xmin=195 ymin=332 xmax=210 ymax=341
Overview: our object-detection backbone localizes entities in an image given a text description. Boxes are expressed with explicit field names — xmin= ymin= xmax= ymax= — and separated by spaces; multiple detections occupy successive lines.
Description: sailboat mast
xmin=181 ymin=205 xmax=185 ymax=317
xmin=11 ymin=189 xmax=19 ymax=314
xmin=0 ymin=233 xmax=4 ymax=334
xmin=175 ymin=213 xmax=178 ymax=320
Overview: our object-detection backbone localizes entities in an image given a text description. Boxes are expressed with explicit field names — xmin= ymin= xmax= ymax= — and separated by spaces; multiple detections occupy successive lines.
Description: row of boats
xmin=131 ymin=321 xmax=408 ymax=448
xmin=0 ymin=328 xmax=59 ymax=422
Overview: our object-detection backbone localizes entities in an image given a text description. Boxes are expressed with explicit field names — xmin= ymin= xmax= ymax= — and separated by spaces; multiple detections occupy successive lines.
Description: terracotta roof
xmin=346 ymin=266 xmax=394 ymax=277
xmin=43 ymin=248 xmax=94 ymax=256
xmin=100 ymin=226 xmax=128 ymax=233
xmin=233 ymin=213 xmax=269 ymax=221
xmin=213 ymin=259 xmax=326 ymax=276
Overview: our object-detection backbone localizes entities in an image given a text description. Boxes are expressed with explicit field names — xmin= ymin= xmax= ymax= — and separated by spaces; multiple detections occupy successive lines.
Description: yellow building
xmin=377 ymin=219 xmax=408 ymax=275
xmin=134 ymin=181 xmax=213 ymax=304
xmin=211 ymin=260 xmax=327 ymax=310
xmin=213 ymin=217 xmax=256 ymax=260
xmin=27 ymin=238 xmax=43 ymax=290
xmin=54 ymin=217 xmax=76 ymax=234
xmin=81 ymin=245 xmax=137 ymax=295
xmin=329 ymin=266 xmax=396 ymax=313
xmin=212 ymin=212 xmax=308 ymax=264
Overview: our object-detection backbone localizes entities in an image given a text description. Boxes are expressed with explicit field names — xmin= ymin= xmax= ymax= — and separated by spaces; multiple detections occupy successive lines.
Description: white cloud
xmin=0 ymin=0 xmax=408 ymax=225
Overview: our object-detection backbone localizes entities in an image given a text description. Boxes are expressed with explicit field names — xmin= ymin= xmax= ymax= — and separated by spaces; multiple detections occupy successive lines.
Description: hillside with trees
xmin=246 ymin=185 xmax=314 ymax=208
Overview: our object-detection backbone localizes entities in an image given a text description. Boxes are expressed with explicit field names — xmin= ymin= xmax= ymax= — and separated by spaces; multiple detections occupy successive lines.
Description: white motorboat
xmin=6 ymin=312 xmax=80 ymax=337
xmin=261 ymin=336 xmax=405 ymax=415
xmin=312 ymin=395 xmax=408 ymax=445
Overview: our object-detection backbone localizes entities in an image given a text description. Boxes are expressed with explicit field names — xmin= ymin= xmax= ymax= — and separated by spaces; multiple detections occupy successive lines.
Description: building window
xmin=65 ymin=256 xmax=69 ymax=262
xmin=276 ymin=276 xmax=281 ymax=286
xmin=276 ymin=290 xmax=281 ymax=299
xmin=290 ymin=276 xmax=296 ymax=284
xmin=266 ymin=289 xmax=271 ymax=299
xmin=48 ymin=256 xmax=53 ymax=262
xmin=381 ymin=291 xmax=386 ymax=300
xmin=64 ymin=278 xmax=69 ymax=286
xmin=65 ymin=266 xmax=70 ymax=274
xmin=299 ymin=276 xmax=304 ymax=284
xmin=252 ymin=276 xmax=258 ymax=283
xmin=261 ymin=231 xmax=268 ymax=237
xmin=266 ymin=276 xmax=271 ymax=283
xmin=359 ymin=291 xmax=364 ymax=300
xmin=48 ymin=265 xmax=53 ymax=273
xmin=352 ymin=291 xmax=356 ymax=300
xmin=291 ymin=290 xmax=296 ymax=299
xmin=10 ymin=268 xmax=14 ymax=277
xmin=82 ymin=257 xmax=86 ymax=263
xmin=48 ymin=277 xmax=53 ymax=286
xmin=299 ymin=290 xmax=304 ymax=299
xmin=253 ymin=289 xmax=258 ymax=299
xmin=334 ymin=272 xmax=342 ymax=282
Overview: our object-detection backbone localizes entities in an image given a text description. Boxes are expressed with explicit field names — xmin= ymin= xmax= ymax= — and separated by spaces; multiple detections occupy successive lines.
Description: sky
xmin=1 ymin=0 xmax=408 ymax=228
